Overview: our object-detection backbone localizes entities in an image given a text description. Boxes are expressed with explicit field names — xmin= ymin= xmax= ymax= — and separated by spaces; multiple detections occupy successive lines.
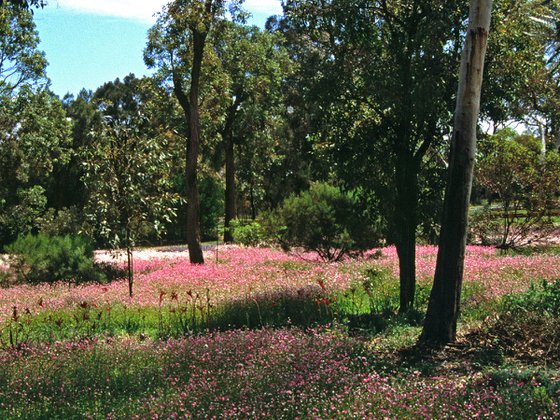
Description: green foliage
xmin=216 ymin=22 xmax=294 ymax=219
xmin=82 ymin=100 xmax=177 ymax=250
xmin=0 ymin=2 xmax=47 ymax=96
xmin=474 ymin=130 xmax=560 ymax=248
xmin=0 ymin=87 xmax=73 ymax=246
xmin=0 ymin=1 xmax=47 ymax=10
xmin=199 ymin=174 xmax=224 ymax=241
xmin=482 ymin=0 xmax=554 ymax=125
xmin=274 ymin=183 xmax=381 ymax=261
xmin=229 ymin=219 xmax=268 ymax=247
xmin=492 ymin=371 xmax=559 ymax=420
xmin=230 ymin=219 xmax=262 ymax=247
xmin=0 ymin=186 xmax=46 ymax=242
xmin=501 ymin=280 xmax=560 ymax=317
xmin=4 ymin=234 xmax=106 ymax=285
xmin=35 ymin=206 xmax=82 ymax=237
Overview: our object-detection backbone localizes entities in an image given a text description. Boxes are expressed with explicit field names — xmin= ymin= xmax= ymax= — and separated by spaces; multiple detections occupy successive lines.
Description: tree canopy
xmin=0 ymin=2 xmax=47 ymax=96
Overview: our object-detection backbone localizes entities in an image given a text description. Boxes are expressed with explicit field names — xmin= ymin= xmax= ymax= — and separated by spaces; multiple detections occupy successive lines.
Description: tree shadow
xmin=162 ymin=285 xmax=425 ymax=338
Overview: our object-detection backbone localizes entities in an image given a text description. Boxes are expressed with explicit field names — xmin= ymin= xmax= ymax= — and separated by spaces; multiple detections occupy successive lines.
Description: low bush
xmin=274 ymin=183 xmax=381 ymax=261
xmin=229 ymin=219 xmax=268 ymax=247
xmin=501 ymin=280 xmax=560 ymax=317
xmin=468 ymin=281 xmax=560 ymax=364
xmin=5 ymin=234 xmax=108 ymax=285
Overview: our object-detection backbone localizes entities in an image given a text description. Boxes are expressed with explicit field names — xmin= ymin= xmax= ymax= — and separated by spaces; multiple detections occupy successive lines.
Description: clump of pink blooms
xmin=378 ymin=245 xmax=560 ymax=299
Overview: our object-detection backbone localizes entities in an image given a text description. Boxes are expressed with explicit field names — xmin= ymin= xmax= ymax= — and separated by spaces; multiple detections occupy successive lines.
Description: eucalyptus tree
xmin=420 ymin=0 xmax=493 ymax=345
xmin=214 ymin=22 xmax=291 ymax=241
xmin=482 ymin=0 xmax=560 ymax=147
xmin=145 ymin=0 xmax=245 ymax=264
xmin=56 ymin=89 xmax=102 ymax=213
xmin=82 ymin=77 xmax=177 ymax=297
xmin=282 ymin=0 xmax=466 ymax=312
xmin=0 ymin=2 xmax=47 ymax=97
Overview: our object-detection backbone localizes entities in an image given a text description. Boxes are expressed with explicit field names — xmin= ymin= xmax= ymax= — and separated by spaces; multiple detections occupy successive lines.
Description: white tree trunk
xmin=420 ymin=0 xmax=493 ymax=345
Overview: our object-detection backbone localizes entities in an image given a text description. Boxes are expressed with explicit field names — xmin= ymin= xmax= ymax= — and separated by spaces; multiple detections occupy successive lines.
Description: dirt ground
xmin=93 ymin=243 xmax=222 ymax=264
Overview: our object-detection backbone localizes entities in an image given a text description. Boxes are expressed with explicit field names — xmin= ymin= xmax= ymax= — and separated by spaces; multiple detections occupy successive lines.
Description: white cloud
xmin=49 ymin=0 xmax=282 ymax=23
xmin=244 ymin=0 xmax=282 ymax=15
xmin=52 ymin=0 xmax=167 ymax=23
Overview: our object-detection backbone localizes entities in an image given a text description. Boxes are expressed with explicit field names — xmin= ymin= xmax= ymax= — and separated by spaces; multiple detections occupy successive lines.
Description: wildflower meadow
xmin=0 ymin=245 xmax=558 ymax=418
xmin=3 ymin=0 xmax=560 ymax=417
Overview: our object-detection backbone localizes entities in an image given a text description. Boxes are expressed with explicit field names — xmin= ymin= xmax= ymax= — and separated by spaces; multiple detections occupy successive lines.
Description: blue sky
xmin=33 ymin=1 xmax=283 ymax=96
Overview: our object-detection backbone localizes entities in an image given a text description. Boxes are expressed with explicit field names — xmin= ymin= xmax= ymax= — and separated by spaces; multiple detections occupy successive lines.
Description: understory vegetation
xmin=0 ymin=245 xmax=558 ymax=418
xmin=2 ymin=0 xmax=560 ymax=417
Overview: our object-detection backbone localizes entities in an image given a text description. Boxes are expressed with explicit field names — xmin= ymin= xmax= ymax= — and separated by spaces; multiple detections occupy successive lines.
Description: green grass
xmin=0 ymin=269 xmax=409 ymax=346
xmin=0 ymin=265 xmax=517 ymax=349
xmin=0 ymin=287 xmax=559 ymax=419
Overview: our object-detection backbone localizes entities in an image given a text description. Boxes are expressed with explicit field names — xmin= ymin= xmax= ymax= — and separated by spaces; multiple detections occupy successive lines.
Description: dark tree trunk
xmin=394 ymin=155 xmax=419 ymax=312
xmin=223 ymin=98 xmax=241 ymax=244
xmin=420 ymin=0 xmax=492 ymax=345
xmin=172 ymin=26 xmax=210 ymax=264
xmin=127 ymin=245 xmax=134 ymax=298
xmin=392 ymin=35 xmax=421 ymax=313
xmin=184 ymin=29 xmax=206 ymax=264
xmin=185 ymin=99 xmax=204 ymax=264
xmin=250 ymin=184 xmax=257 ymax=221
xmin=223 ymin=127 xmax=236 ymax=243
xmin=125 ymin=227 xmax=134 ymax=298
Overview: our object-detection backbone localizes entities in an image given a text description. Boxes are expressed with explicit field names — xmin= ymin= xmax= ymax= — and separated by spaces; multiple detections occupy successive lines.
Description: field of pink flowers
xmin=0 ymin=245 xmax=559 ymax=324
xmin=0 ymin=245 xmax=559 ymax=418
xmin=1 ymin=327 xmax=558 ymax=418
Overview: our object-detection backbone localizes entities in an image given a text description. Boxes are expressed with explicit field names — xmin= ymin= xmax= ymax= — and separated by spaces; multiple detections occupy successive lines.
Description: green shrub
xmin=230 ymin=219 xmax=268 ymax=247
xmin=274 ymin=183 xmax=381 ymax=261
xmin=0 ymin=185 xmax=47 ymax=247
xmin=501 ymin=280 xmax=560 ymax=317
xmin=5 ymin=234 xmax=107 ymax=285
xmin=199 ymin=175 xmax=225 ymax=241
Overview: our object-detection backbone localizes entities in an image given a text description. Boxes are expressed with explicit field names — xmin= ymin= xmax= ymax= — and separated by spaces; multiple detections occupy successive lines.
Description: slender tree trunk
xmin=393 ymin=41 xmax=419 ymax=313
xmin=420 ymin=0 xmax=492 ymax=345
xmin=250 ymin=184 xmax=257 ymax=220
xmin=172 ymin=29 xmax=208 ymax=264
xmin=224 ymin=127 xmax=236 ymax=243
xmin=223 ymin=98 xmax=241 ymax=244
xmin=126 ymin=228 xmax=134 ymax=298
xmin=538 ymin=121 xmax=547 ymax=158
xmin=395 ymin=155 xmax=419 ymax=312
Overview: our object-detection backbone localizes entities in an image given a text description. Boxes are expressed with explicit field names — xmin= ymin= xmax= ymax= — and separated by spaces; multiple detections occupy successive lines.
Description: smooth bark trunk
xmin=420 ymin=0 xmax=492 ymax=345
